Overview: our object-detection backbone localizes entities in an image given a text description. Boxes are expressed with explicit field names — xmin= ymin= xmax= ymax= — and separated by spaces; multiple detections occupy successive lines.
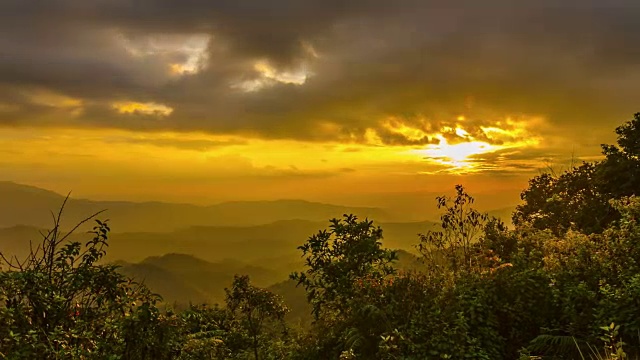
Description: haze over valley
xmin=1 ymin=180 xmax=465 ymax=307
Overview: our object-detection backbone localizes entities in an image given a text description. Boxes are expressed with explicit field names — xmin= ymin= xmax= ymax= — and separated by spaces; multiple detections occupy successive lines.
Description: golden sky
xmin=0 ymin=1 xmax=638 ymax=214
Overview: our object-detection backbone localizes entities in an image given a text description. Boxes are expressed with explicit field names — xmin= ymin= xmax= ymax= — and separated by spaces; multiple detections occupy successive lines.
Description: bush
xmin=0 ymin=199 xmax=177 ymax=359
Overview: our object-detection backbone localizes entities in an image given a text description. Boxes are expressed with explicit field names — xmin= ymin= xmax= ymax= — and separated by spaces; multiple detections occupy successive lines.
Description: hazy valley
xmin=0 ymin=180 xmax=509 ymax=308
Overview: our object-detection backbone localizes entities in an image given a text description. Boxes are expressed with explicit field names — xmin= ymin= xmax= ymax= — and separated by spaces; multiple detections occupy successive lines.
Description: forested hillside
xmin=2 ymin=113 xmax=640 ymax=359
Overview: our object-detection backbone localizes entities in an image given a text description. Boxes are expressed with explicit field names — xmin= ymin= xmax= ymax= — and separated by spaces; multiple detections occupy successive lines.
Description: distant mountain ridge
xmin=0 ymin=181 xmax=513 ymax=267
xmin=0 ymin=219 xmax=436 ymax=265
xmin=116 ymin=253 xmax=281 ymax=305
xmin=114 ymin=250 xmax=426 ymax=317
xmin=0 ymin=181 xmax=390 ymax=232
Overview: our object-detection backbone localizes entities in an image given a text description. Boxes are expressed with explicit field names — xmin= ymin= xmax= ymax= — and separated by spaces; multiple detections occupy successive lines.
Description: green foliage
xmin=0 ymin=200 xmax=296 ymax=360
xmin=290 ymin=214 xmax=397 ymax=319
xmin=417 ymin=184 xmax=488 ymax=275
xmin=599 ymin=323 xmax=628 ymax=360
xmin=225 ymin=275 xmax=289 ymax=360
xmin=600 ymin=113 xmax=640 ymax=199
xmin=0 ymin=199 xmax=175 ymax=359
xmin=514 ymin=113 xmax=640 ymax=235
xmin=513 ymin=162 xmax=616 ymax=235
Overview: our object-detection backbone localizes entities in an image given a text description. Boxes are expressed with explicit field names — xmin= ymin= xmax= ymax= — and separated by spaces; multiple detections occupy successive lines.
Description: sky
xmin=1 ymin=0 xmax=639 ymax=214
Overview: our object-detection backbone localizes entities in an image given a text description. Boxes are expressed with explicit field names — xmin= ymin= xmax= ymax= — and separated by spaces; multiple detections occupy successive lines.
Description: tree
xmin=599 ymin=113 xmax=640 ymax=198
xmin=513 ymin=162 xmax=615 ymax=234
xmin=177 ymin=304 xmax=233 ymax=360
xmin=289 ymin=215 xmax=398 ymax=358
xmin=513 ymin=113 xmax=640 ymax=234
xmin=290 ymin=214 xmax=397 ymax=320
xmin=417 ymin=184 xmax=488 ymax=275
xmin=225 ymin=275 xmax=289 ymax=360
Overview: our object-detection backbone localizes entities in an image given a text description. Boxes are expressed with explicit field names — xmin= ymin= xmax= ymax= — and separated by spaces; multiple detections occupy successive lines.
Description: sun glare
xmin=418 ymin=135 xmax=496 ymax=170
xmin=407 ymin=117 xmax=541 ymax=173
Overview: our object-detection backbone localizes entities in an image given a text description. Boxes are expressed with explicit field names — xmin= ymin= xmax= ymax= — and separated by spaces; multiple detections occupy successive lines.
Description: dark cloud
xmin=0 ymin=0 xmax=638 ymax=148
xmin=377 ymin=131 xmax=437 ymax=146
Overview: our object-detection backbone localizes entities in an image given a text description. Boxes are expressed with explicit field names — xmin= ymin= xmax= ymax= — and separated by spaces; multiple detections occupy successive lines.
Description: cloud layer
xmin=1 ymin=0 xmax=638 ymax=151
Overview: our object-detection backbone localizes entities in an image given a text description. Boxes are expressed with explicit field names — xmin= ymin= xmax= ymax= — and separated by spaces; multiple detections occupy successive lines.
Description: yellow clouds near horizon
xmin=0 ymin=112 xmax=547 ymax=206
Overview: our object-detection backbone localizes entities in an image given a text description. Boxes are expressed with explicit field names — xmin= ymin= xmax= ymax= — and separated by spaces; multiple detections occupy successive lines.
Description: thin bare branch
xmin=59 ymin=210 xmax=107 ymax=244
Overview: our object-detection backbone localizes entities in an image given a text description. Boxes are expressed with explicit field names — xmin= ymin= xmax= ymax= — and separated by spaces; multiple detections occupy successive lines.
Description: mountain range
xmin=116 ymin=250 xmax=425 ymax=321
xmin=0 ymin=181 xmax=390 ymax=232
xmin=0 ymin=217 xmax=437 ymax=264
xmin=115 ymin=253 xmax=281 ymax=305
xmin=0 ymin=180 xmax=516 ymax=315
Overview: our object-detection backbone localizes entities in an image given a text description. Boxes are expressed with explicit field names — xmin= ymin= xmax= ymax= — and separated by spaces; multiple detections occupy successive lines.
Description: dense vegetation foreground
xmin=3 ymin=113 xmax=640 ymax=359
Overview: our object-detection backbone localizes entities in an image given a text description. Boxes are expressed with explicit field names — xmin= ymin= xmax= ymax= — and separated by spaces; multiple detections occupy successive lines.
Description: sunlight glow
xmin=232 ymin=60 xmax=309 ymax=92
xmin=167 ymin=34 xmax=210 ymax=75
xmin=112 ymin=101 xmax=174 ymax=116
xmin=420 ymin=135 xmax=497 ymax=169
xmin=254 ymin=61 xmax=308 ymax=85
xmin=409 ymin=116 xmax=542 ymax=173
xmin=454 ymin=127 xmax=470 ymax=138
xmin=116 ymin=31 xmax=210 ymax=76
xmin=0 ymin=119 xmax=543 ymax=203
xmin=24 ymin=88 xmax=83 ymax=109
xmin=16 ymin=88 xmax=85 ymax=117
xmin=381 ymin=119 xmax=431 ymax=144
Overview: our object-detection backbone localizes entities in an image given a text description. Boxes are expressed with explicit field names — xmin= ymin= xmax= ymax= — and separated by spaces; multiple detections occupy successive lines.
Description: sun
xmin=411 ymin=132 xmax=498 ymax=172
xmin=429 ymin=137 xmax=495 ymax=169
xmin=402 ymin=117 xmax=543 ymax=173
xmin=440 ymin=140 xmax=495 ymax=163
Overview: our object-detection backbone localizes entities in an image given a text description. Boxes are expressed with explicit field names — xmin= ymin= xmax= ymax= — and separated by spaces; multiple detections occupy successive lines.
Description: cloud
xmin=107 ymin=136 xmax=247 ymax=151
xmin=0 ymin=0 xmax=638 ymax=153
xmin=199 ymin=154 xmax=352 ymax=180
xmin=112 ymin=101 xmax=174 ymax=116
